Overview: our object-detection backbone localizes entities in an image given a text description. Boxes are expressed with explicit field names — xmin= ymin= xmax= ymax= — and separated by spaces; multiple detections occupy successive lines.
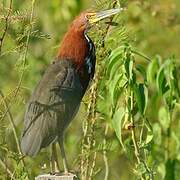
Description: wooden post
xmin=35 ymin=173 xmax=76 ymax=180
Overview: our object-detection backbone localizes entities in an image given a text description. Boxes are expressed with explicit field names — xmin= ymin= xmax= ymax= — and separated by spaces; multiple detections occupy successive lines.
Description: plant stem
xmin=129 ymin=90 xmax=152 ymax=180
xmin=139 ymin=118 xmax=145 ymax=145
xmin=0 ymin=0 xmax=36 ymax=131
xmin=129 ymin=91 xmax=141 ymax=164
xmin=0 ymin=158 xmax=16 ymax=180
xmin=0 ymin=90 xmax=26 ymax=168
xmin=89 ymin=152 xmax=97 ymax=180
xmin=80 ymin=1 xmax=119 ymax=179
xmin=14 ymin=0 xmax=36 ymax=97
xmin=80 ymin=75 xmax=99 ymax=179
xmin=131 ymin=49 xmax=151 ymax=62
xmin=0 ymin=0 xmax=13 ymax=55
xmin=103 ymin=124 xmax=109 ymax=180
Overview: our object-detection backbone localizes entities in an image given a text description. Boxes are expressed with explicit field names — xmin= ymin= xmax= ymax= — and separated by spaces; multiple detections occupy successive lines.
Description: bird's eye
xmin=85 ymin=15 xmax=90 ymax=22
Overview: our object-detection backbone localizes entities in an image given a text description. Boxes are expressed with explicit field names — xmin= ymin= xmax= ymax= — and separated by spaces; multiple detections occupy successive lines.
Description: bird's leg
xmin=50 ymin=143 xmax=55 ymax=174
xmin=51 ymin=143 xmax=60 ymax=174
xmin=58 ymin=136 xmax=68 ymax=174
xmin=53 ymin=143 xmax=61 ymax=172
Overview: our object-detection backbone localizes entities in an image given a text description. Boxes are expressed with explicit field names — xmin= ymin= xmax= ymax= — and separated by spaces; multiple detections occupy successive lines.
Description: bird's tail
xmin=20 ymin=129 xmax=42 ymax=157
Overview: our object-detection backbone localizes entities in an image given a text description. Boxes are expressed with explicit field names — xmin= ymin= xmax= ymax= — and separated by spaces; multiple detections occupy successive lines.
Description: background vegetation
xmin=0 ymin=0 xmax=179 ymax=179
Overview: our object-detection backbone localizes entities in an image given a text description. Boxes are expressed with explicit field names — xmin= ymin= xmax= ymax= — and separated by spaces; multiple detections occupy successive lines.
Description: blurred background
xmin=0 ymin=0 xmax=180 ymax=179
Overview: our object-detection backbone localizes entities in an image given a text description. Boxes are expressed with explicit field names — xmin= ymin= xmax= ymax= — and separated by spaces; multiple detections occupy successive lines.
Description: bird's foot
xmin=60 ymin=171 xmax=77 ymax=177
xmin=49 ymin=171 xmax=77 ymax=177
xmin=50 ymin=172 xmax=59 ymax=175
xmin=50 ymin=158 xmax=60 ymax=175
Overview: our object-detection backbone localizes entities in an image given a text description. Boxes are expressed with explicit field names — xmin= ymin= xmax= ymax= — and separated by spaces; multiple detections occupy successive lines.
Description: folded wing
xmin=21 ymin=60 xmax=83 ymax=156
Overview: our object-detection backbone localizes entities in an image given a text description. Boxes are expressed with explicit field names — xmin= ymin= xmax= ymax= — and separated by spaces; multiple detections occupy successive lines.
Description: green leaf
xmin=108 ymin=74 xmax=123 ymax=108
xmin=172 ymin=131 xmax=180 ymax=156
xmin=147 ymin=57 xmax=159 ymax=83
xmin=158 ymin=107 xmax=170 ymax=131
xmin=112 ymin=107 xmax=126 ymax=151
xmin=145 ymin=118 xmax=153 ymax=132
xmin=133 ymin=83 xmax=148 ymax=115
xmin=109 ymin=60 xmax=123 ymax=81
xmin=145 ymin=131 xmax=153 ymax=144
xmin=107 ymin=46 xmax=124 ymax=77
xmin=107 ymin=76 xmax=127 ymax=110
xmin=157 ymin=163 xmax=166 ymax=179
xmin=171 ymin=63 xmax=180 ymax=97
xmin=108 ymin=46 xmax=124 ymax=62
xmin=156 ymin=67 xmax=169 ymax=95
xmin=165 ymin=159 xmax=175 ymax=180
xmin=164 ymin=58 xmax=180 ymax=98
xmin=153 ymin=123 xmax=162 ymax=145
xmin=124 ymin=56 xmax=133 ymax=81
xmin=136 ymin=162 xmax=146 ymax=175
xmin=136 ymin=64 xmax=147 ymax=82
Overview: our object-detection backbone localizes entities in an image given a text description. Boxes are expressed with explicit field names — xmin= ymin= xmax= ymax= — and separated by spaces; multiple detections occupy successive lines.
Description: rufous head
xmin=57 ymin=8 xmax=123 ymax=69
xmin=70 ymin=8 xmax=123 ymax=33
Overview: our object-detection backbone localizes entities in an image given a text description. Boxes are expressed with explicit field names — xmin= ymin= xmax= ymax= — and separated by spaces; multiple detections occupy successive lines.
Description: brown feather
xmin=57 ymin=12 xmax=89 ymax=70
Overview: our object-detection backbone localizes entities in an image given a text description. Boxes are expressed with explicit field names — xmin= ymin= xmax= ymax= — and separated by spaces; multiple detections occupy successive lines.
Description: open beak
xmin=87 ymin=8 xmax=123 ymax=24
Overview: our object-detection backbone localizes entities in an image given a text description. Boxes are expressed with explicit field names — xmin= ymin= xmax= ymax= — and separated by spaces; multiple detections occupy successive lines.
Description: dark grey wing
xmin=21 ymin=60 xmax=83 ymax=156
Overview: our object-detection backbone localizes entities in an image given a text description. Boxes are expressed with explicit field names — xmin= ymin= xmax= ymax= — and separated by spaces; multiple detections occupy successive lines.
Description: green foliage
xmin=112 ymin=107 xmax=125 ymax=150
xmin=133 ymin=83 xmax=148 ymax=116
xmin=97 ymin=29 xmax=179 ymax=179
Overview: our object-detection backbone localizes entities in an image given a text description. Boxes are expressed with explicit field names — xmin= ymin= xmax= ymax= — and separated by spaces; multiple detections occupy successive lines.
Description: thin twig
xmin=139 ymin=117 xmax=145 ymax=145
xmin=0 ymin=0 xmax=13 ymax=55
xmin=80 ymin=1 xmax=120 ymax=179
xmin=89 ymin=152 xmax=97 ymax=179
xmin=0 ymin=90 xmax=26 ymax=168
xmin=102 ymin=0 xmax=118 ymax=47
xmin=0 ymin=0 xmax=36 ymax=123
xmin=129 ymin=91 xmax=141 ymax=164
xmin=130 ymin=97 xmax=145 ymax=180
xmin=101 ymin=2 xmax=118 ymax=179
xmin=103 ymin=124 xmax=109 ymax=180
xmin=129 ymin=88 xmax=152 ymax=179
xmin=0 ymin=158 xmax=16 ymax=180
xmin=0 ymin=1 xmax=35 ymax=180
xmin=14 ymin=0 xmax=36 ymax=98
xmin=131 ymin=49 xmax=151 ymax=62
xmin=80 ymin=80 xmax=99 ymax=179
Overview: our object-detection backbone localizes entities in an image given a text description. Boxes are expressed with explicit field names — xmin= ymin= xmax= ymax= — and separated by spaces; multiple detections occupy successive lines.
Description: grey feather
xmin=21 ymin=60 xmax=83 ymax=156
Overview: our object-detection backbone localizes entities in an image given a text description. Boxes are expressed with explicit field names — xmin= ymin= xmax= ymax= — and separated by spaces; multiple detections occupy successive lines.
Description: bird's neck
xmin=57 ymin=28 xmax=89 ymax=70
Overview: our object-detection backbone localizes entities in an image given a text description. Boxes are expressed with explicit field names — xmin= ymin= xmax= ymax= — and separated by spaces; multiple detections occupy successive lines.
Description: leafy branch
xmin=0 ymin=158 xmax=16 ymax=180
xmin=0 ymin=0 xmax=13 ymax=55
xmin=80 ymin=1 xmax=121 ymax=179
xmin=0 ymin=90 xmax=25 ymax=167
